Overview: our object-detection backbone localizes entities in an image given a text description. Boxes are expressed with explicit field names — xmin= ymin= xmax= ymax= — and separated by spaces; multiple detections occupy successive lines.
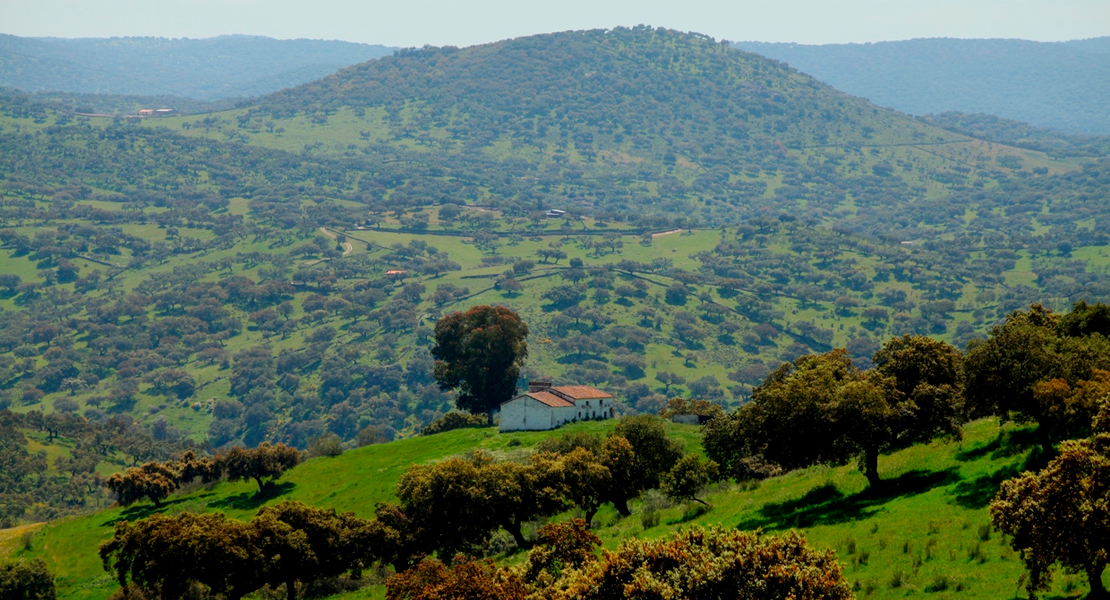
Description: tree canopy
xmin=705 ymin=348 xmax=962 ymax=487
xmin=99 ymin=501 xmax=375 ymax=600
xmin=432 ymin=305 xmax=528 ymax=424
xmin=0 ymin=559 xmax=56 ymax=600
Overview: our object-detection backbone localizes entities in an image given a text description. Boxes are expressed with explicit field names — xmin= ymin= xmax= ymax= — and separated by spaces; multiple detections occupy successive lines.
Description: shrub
xmin=385 ymin=557 xmax=525 ymax=600
xmin=555 ymin=527 xmax=853 ymax=600
xmin=307 ymin=434 xmax=344 ymax=458
xmin=421 ymin=411 xmax=488 ymax=436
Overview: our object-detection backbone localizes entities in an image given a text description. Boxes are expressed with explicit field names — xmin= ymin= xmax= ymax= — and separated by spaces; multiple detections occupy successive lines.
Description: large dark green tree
xmin=0 ymin=559 xmax=56 ymax=600
xmin=252 ymin=501 xmax=378 ymax=600
xmin=606 ymin=416 xmax=684 ymax=514
xmin=99 ymin=501 xmax=375 ymax=600
xmin=432 ymin=305 xmax=528 ymax=424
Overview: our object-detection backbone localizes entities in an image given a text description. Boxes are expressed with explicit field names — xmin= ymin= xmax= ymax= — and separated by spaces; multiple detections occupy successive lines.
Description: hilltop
xmin=733 ymin=37 xmax=1110 ymax=135
xmin=0 ymin=27 xmax=1109 ymax=522
xmin=0 ymin=34 xmax=394 ymax=101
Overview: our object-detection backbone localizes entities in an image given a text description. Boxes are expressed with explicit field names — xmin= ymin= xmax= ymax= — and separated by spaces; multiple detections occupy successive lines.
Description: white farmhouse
xmin=499 ymin=381 xmax=614 ymax=432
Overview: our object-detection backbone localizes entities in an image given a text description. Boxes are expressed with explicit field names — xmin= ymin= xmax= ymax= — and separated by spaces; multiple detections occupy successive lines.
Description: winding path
xmin=319 ymin=227 xmax=353 ymax=256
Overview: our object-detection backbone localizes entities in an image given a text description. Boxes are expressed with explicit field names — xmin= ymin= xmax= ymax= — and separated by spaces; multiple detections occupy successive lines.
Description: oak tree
xmin=218 ymin=443 xmax=301 ymax=492
xmin=396 ymin=453 xmax=497 ymax=560
xmin=432 ymin=306 xmax=529 ymax=424
xmin=553 ymin=448 xmax=611 ymax=525
xmin=0 ymin=559 xmax=56 ymax=600
xmin=252 ymin=501 xmax=378 ymax=600
xmin=991 ymin=418 xmax=1110 ymax=598
xmin=661 ymin=454 xmax=719 ymax=506
xmin=106 ymin=461 xmax=179 ymax=508
xmin=99 ymin=512 xmax=260 ymax=600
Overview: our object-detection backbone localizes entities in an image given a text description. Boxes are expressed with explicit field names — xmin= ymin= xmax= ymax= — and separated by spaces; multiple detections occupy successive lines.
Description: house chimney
xmin=529 ymin=380 xmax=552 ymax=393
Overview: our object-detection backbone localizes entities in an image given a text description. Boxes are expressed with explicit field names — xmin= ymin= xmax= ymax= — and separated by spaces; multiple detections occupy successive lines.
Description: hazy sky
xmin=2 ymin=0 xmax=1107 ymax=47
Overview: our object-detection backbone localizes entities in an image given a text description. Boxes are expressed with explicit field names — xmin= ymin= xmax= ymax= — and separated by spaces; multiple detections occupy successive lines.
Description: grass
xmin=5 ymin=417 xmax=1103 ymax=600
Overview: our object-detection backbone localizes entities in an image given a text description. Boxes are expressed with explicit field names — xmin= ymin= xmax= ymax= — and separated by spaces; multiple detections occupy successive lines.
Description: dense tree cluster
xmin=369 ymin=415 xmax=696 ymax=567
xmin=100 ymin=500 xmax=375 ymax=600
xmin=707 ymin=302 xmax=1110 ymax=487
xmin=965 ymin=302 xmax=1110 ymax=449
xmin=705 ymin=335 xmax=962 ymax=487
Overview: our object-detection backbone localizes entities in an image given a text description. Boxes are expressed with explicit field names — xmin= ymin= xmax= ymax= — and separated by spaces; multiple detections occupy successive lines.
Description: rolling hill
xmin=0 ymin=27 xmax=1109 ymax=526
xmin=7 ymin=417 xmax=1099 ymax=600
xmin=0 ymin=34 xmax=394 ymax=101
xmin=732 ymin=37 xmax=1110 ymax=135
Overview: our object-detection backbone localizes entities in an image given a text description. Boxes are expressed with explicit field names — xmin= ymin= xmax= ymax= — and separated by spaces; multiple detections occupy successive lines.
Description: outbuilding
xmin=499 ymin=381 xmax=614 ymax=432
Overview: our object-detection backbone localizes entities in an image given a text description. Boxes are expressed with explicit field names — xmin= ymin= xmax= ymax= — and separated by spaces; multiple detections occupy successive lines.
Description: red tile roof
xmin=550 ymin=385 xmax=613 ymax=400
xmin=526 ymin=391 xmax=575 ymax=408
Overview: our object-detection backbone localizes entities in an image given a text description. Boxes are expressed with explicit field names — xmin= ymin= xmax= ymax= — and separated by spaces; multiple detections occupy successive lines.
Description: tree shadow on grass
xmin=956 ymin=428 xmax=1040 ymax=462
xmin=952 ymin=465 xmax=1021 ymax=509
xmin=101 ymin=493 xmax=216 ymax=526
xmin=208 ymin=481 xmax=296 ymax=511
xmin=952 ymin=445 xmax=1054 ymax=509
xmin=736 ymin=468 xmax=960 ymax=531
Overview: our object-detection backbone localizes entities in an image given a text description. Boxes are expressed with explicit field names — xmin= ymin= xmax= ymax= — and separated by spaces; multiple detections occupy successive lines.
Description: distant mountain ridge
xmin=733 ymin=37 xmax=1110 ymax=134
xmin=0 ymin=34 xmax=395 ymax=101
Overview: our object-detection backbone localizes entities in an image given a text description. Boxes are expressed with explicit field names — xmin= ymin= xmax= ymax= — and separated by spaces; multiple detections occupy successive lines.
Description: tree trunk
xmin=504 ymin=521 xmax=531 ymax=549
xmin=487 ymin=409 xmax=495 ymax=427
xmin=612 ymin=496 xmax=631 ymax=517
xmin=254 ymin=476 xmax=265 ymax=492
xmin=863 ymin=449 xmax=881 ymax=489
xmin=392 ymin=558 xmax=412 ymax=574
xmin=286 ymin=578 xmax=297 ymax=600
xmin=1088 ymin=564 xmax=1107 ymax=599
xmin=584 ymin=506 xmax=598 ymax=527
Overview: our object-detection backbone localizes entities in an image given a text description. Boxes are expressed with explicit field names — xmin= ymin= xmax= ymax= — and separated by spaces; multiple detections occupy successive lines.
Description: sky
xmin=1 ymin=0 xmax=1107 ymax=47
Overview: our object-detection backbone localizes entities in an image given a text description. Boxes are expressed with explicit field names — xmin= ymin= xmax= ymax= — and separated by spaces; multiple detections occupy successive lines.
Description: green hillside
xmin=6 ymin=417 xmax=1102 ymax=599
xmin=2 ymin=27 xmax=1110 ymax=525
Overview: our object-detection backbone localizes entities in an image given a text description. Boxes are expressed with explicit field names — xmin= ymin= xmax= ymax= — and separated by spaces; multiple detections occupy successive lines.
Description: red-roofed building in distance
xmin=499 ymin=381 xmax=614 ymax=432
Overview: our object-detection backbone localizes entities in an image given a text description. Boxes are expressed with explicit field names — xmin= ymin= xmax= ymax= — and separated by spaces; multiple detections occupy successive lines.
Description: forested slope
xmin=733 ymin=37 xmax=1110 ymax=134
